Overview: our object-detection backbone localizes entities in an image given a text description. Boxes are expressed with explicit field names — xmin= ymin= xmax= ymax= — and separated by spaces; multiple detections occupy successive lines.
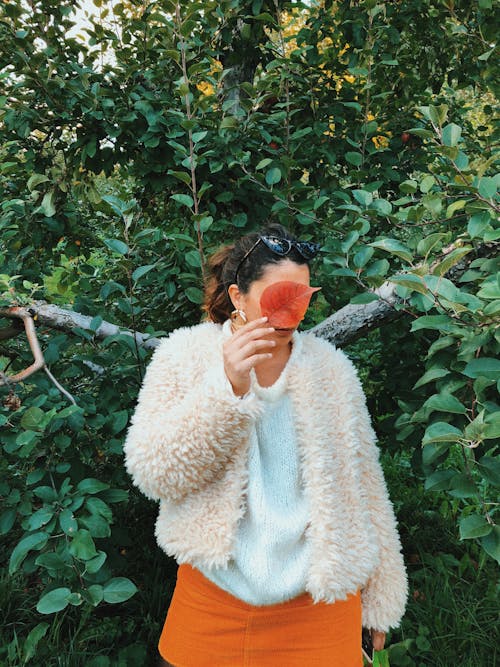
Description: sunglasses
xmin=234 ymin=235 xmax=321 ymax=285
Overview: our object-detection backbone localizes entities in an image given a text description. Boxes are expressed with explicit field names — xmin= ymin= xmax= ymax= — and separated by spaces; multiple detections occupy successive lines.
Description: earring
xmin=230 ymin=309 xmax=247 ymax=332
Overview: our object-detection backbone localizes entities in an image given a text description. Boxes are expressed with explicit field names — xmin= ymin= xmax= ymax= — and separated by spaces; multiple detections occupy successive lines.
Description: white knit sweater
xmin=198 ymin=353 xmax=310 ymax=605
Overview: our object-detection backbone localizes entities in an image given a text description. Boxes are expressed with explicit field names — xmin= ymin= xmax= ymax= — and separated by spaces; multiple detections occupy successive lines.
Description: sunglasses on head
xmin=234 ymin=235 xmax=321 ymax=285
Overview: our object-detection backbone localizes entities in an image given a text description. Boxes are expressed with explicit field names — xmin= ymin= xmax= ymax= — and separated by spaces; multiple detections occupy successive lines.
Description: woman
xmin=124 ymin=223 xmax=408 ymax=667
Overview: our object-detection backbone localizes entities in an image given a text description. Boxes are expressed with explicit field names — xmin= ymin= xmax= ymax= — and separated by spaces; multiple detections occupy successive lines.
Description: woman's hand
xmin=223 ymin=317 xmax=275 ymax=396
xmin=371 ymin=629 xmax=386 ymax=651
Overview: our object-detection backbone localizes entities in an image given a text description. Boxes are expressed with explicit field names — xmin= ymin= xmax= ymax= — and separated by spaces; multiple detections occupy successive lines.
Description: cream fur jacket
xmin=123 ymin=320 xmax=408 ymax=633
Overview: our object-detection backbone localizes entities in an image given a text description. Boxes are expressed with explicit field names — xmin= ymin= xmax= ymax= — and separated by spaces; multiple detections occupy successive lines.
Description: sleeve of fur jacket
xmin=342 ymin=355 xmax=408 ymax=632
xmin=123 ymin=327 xmax=264 ymax=503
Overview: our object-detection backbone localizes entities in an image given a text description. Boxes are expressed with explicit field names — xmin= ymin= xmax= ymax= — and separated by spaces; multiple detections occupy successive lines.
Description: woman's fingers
xmin=231 ymin=316 xmax=269 ymax=337
xmin=223 ymin=317 xmax=276 ymax=395
xmin=238 ymin=352 xmax=274 ymax=373
xmin=238 ymin=337 xmax=276 ymax=359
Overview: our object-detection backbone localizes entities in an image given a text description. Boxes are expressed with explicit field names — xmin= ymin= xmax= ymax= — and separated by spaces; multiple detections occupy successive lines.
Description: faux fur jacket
xmin=123 ymin=320 xmax=408 ymax=632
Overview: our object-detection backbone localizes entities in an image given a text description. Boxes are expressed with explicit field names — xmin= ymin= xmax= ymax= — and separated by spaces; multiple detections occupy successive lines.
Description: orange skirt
xmin=158 ymin=565 xmax=363 ymax=667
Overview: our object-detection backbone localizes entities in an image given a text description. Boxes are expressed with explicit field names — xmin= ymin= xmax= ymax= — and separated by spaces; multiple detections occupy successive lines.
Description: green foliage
xmin=0 ymin=0 xmax=498 ymax=663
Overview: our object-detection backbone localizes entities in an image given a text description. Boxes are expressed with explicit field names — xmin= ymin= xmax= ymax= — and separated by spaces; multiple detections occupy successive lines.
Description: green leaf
xmin=478 ymin=177 xmax=497 ymax=199
xmin=459 ymin=514 xmax=492 ymax=540
xmin=185 ymin=250 xmax=202 ymax=268
xmin=265 ymin=167 xmax=282 ymax=185
xmin=35 ymin=552 xmax=67 ymax=572
xmin=448 ymin=473 xmax=478 ymax=498
xmin=102 ymin=577 xmax=138 ymax=603
xmin=86 ymin=497 xmax=113 ymax=522
xmin=15 ymin=430 xmax=38 ymax=449
xmin=59 ymin=508 xmax=78 ymax=535
xmin=111 ymin=409 xmax=129 ymax=434
xmin=390 ymin=273 xmax=428 ymax=294
xmin=478 ymin=456 xmax=500 ymax=487
xmin=432 ymin=246 xmax=472 ymax=275
xmin=104 ymin=238 xmax=129 ymax=255
xmin=345 ymin=152 xmax=362 ymax=166
xmin=422 ymin=422 xmax=462 ymax=444
xmin=446 ymin=199 xmax=467 ymax=218
xmin=364 ymin=259 xmax=390 ymax=277
xmin=467 ymin=211 xmax=491 ymax=239
xmin=168 ymin=170 xmax=191 ymax=185
xmin=23 ymin=622 xmax=50 ymax=661
xmin=89 ymin=316 xmax=103 ymax=332
xmin=39 ymin=190 xmax=56 ymax=217
xmin=353 ymin=246 xmax=374 ymax=268
xmin=219 ymin=116 xmax=238 ymax=130
xmin=37 ymin=587 xmax=72 ymax=614
xmin=423 ymin=392 xmax=467 ymax=415
xmin=372 ymin=199 xmax=392 ymax=216
xmin=314 ymin=195 xmax=329 ymax=210
xmin=84 ymin=584 xmax=104 ymax=606
xmin=77 ymin=478 xmax=110 ymax=494
xmin=79 ymin=513 xmax=111 ymax=538
xmin=0 ymin=509 xmax=16 ymax=535
xmin=185 ymin=287 xmax=204 ymax=304
xmin=86 ymin=550 xmax=107 ymax=574
xmin=422 ymin=193 xmax=443 ymax=216
xmin=132 ymin=264 xmax=155 ymax=281
xmin=442 ymin=123 xmax=462 ymax=147
xmin=352 ymin=189 xmax=372 ymax=207
xmin=463 ymin=358 xmax=500 ymax=381
xmin=481 ymin=526 xmax=500 ymax=563
xmin=288 ymin=127 xmax=312 ymax=141
xmin=422 ymin=441 xmax=450 ymax=465
xmin=411 ymin=315 xmax=459 ymax=333
xmin=350 ymin=293 xmax=380 ymax=304
xmin=68 ymin=529 xmax=98 ymax=560
xmin=341 ymin=230 xmax=359 ymax=252
xmin=419 ymin=175 xmax=435 ymax=193
xmin=369 ymin=239 xmax=413 ymax=263
xmin=170 ymin=193 xmax=194 ymax=208
xmin=399 ymin=179 xmax=418 ymax=194
xmin=20 ymin=407 xmax=45 ymax=431
xmin=256 ymin=158 xmax=272 ymax=170
xmin=27 ymin=508 xmax=54 ymax=530
xmin=197 ymin=215 xmax=213 ymax=232
xmin=413 ymin=368 xmax=450 ymax=388
xmin=424 ymin=469 xmax=455 ymax=491
xmin=9 ymin=532 xmax=49 ymax=574
xmin=191 ymin=130 xmax=207 ymax=143
xmin=27 ymin=174 xmax=50 ymax=191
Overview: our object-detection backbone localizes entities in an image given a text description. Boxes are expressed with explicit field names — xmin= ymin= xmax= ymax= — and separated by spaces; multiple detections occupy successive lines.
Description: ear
xmin=227 ymin=283 xmax=243 ymax=310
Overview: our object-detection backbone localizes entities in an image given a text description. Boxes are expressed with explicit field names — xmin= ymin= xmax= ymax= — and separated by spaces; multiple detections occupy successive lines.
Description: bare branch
xmin=1 ymin=307 xmax=45 ymax=382
xmin=0 ymin=306 xmax=79 ymax=405
xmin=44 ymin=366 xmax=77 ymax=405
xmin=3 ymin=303 xmax=161 ymax=350
xmin=310 ymin=282 xmax=401 ymax=346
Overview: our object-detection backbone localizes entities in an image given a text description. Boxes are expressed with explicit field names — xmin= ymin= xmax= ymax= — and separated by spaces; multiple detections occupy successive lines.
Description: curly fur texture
xmin=123 ymin=321 xmax=408 ymax=632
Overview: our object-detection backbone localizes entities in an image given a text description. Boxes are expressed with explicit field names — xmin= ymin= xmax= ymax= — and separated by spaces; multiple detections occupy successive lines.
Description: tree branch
xmin=0 ymin=242 xmax=495 ymax=371
xmin=0 ymin=306 xmax=77 ymax=404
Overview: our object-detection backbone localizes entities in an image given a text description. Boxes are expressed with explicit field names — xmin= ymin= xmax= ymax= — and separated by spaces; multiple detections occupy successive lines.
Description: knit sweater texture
xmin=198 ymin=354 xmax=310 ymax=605
xmin=123 ymin=319 xmax=409 ymax=632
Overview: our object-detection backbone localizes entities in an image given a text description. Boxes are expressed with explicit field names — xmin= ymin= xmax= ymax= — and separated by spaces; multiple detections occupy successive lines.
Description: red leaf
xmin=260 ymin=281 xmax=321 ymax=328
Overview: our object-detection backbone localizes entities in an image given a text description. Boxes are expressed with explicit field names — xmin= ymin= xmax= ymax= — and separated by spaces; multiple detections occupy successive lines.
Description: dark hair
xmin=203 ymin=223 xmax=313 ymax=324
